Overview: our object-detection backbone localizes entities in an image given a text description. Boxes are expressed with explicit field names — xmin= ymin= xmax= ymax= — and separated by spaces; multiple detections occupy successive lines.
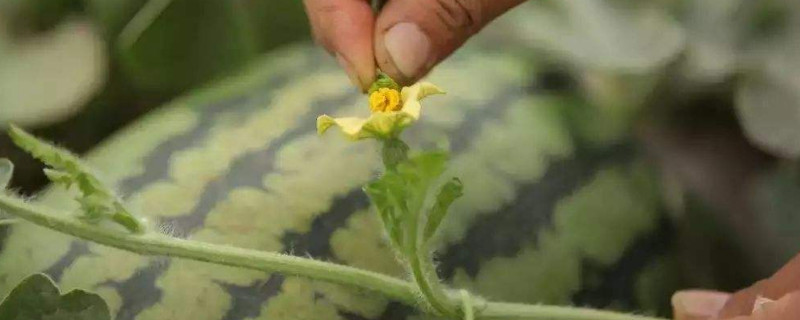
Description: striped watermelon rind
xmin=0 ymin=41 xmax=679 ymax=319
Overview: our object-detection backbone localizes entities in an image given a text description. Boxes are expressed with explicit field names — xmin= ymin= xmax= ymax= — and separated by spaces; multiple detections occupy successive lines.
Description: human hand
xmin=672 ymin=254 xmax=800 ymax=320
xmin=302 ymin=0 xmax=525 ymax=90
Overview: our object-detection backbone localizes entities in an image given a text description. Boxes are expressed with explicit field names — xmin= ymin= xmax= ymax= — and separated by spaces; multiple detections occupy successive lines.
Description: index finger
xmin=303 ymin=0 xmax=376 ymax=90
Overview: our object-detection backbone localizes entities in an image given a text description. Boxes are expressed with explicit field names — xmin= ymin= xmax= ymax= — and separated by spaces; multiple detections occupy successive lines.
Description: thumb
xmin=374 ymin=0 xmax=525 ymax=85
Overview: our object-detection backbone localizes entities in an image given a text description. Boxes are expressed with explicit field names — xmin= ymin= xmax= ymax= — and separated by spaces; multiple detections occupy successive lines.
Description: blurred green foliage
xmin=1 ymin=0 xmax=309 ymax=96
xmin=114 ymin=0 xmax=309 ymax=92
xmin=0 ymin=0 xmax=309 ymax=191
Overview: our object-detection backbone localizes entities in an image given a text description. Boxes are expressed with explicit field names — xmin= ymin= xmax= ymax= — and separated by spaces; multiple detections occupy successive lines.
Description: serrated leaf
xmin=7 ymin=125 xmax=145 ymax=232
xmin=395 ymin=152 xmax=448 ymax=188
xmin=0 ymin=158 xmax=13 ymax=190
xmin=0 ymin=273 xmax=110 ymax=320
xmin=366 ymin=151 xmax=450 ymax=250
xmin=423 ymin=178 xmax=463 ymax=242
xmin=364 ymin=179 xmax=403 ymax=248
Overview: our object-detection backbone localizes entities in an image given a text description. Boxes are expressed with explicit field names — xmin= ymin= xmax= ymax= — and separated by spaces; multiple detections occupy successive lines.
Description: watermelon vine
xmin=0 ymin=76 xmax=667 ymax=320
xmin=7 ymin=125 xmax=146 ymax=233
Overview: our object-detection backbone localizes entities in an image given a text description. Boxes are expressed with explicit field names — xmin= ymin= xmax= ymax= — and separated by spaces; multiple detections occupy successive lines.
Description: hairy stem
xmin=0 ymin=193 xmax=667 ymax=320
xmin=0 ymin=193 xmax=417 ymax=305
xmin=408 ymin=243 xmax=458 ymax=317
xmin=406 ymin=210 xmax=458 ymax=317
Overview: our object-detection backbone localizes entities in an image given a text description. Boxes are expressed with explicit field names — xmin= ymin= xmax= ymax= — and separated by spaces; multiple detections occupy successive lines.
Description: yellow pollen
xmin=369 ymin=88 xmax=401 ymax=113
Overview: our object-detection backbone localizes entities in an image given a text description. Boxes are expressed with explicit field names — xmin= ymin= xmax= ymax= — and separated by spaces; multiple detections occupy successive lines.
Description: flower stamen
xmin=369 ymin=88 xmax=402 ymax=113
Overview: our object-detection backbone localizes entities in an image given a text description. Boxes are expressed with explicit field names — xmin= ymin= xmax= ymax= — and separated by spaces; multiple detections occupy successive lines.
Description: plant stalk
xmin=0 ymin=193 xmax=417 ymax=305
xmin=0 ymin=193 xmax=667 ymax=320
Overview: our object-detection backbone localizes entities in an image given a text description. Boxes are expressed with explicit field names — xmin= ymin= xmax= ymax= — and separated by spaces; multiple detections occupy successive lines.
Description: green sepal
xmin=7 ymin=125 xmax=146 ymax=233
xmin=368 ymin=72 xmax=401 ymax=95
xmin=0 ymin=273 xmax=111 ymax=320
xmin=423 ymin=177 xmax=464 ymax=242
xmin=0 ymin=158 xmax=13 ymax=190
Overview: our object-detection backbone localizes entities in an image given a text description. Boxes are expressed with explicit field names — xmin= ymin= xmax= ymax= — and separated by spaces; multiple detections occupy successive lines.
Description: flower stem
xmin=406 ymin=205 xmax=458 ymax=317
xmin=408 ymin=242 xmax=459 ymax=317
xmin=381 ymin=138 xmax=409 ymax=170
xmin=0 ymin=193 xmax=668 ymax=320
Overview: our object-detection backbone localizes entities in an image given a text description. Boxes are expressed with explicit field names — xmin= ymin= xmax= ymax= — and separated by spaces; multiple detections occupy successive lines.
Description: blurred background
xmin=1 ymin=0 xmax=800 ymax=301
xmin=0 ymin=0 xmax=310 ymax=191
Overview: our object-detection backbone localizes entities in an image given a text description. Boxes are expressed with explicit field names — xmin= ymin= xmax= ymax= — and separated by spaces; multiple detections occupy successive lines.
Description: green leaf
xmin=364 ymin=178 xmax=404 ymax=248
xmin=368 ymin=72 xmax=401 ymax=95
xmin=116 ymin=0 xmax=308 ymax=93
xmin=395 ymin=152 xmax=448 ymax=190
xmin=423 ymin=178 xmax=463 ymax=242
xmin=367 ymin=151 xmax=450 ymax=250
xmin=7 ymin=125 xmax=146 ymax=233
xmin=0 ymin=273 xmax=111 ymax=320
xmin=0 ymin=158 xmax=13 ymax=190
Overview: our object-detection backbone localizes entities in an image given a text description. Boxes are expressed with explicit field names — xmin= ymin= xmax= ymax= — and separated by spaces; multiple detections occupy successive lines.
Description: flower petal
xmin=317 ymin=115 xmax=369 ymax=140
xmin=317 ymin=115 xmax=337 ymax=134
xmin=318 ymin=82 xmax=444 ymax=142
xmin=400 ymin=82 xmax=446 ymax=120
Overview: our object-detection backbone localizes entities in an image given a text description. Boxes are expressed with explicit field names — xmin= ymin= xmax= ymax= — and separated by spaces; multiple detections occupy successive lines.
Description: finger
xmin=718 ymin=254 xmax=800 ymax=319
xmin=374 ymin=0 xmax=526 ymax=85
xmin=671 ymin=290 xmax=731 ymax=320
xmin=303 ymin=0 xmax=376 ymax=90
xmin=727 ymin=291 xmax=800 ymax=320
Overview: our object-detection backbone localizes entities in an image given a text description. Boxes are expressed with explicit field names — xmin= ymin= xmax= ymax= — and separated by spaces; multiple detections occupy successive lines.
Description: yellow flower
xmin=317 ymin=82 xmax=445 ymax=140
xmin=369 ymin=88 xmax=402 ymax=112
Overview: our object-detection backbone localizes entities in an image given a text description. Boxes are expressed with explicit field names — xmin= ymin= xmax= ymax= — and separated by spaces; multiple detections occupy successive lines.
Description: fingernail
xmin=335 ymin=53 xmax=362 ymax=89
xmin=384 ymin=22 xmax=431 ymax=78
xmin=672 ymin=290 xmax=731 ymax=320
xmin=752 ymin=295 xmax=775 ymax=314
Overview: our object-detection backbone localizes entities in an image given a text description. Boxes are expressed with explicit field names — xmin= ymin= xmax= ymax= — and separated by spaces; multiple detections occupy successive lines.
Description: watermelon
xmin=0 ymin=41 xmax=678 ymax=319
